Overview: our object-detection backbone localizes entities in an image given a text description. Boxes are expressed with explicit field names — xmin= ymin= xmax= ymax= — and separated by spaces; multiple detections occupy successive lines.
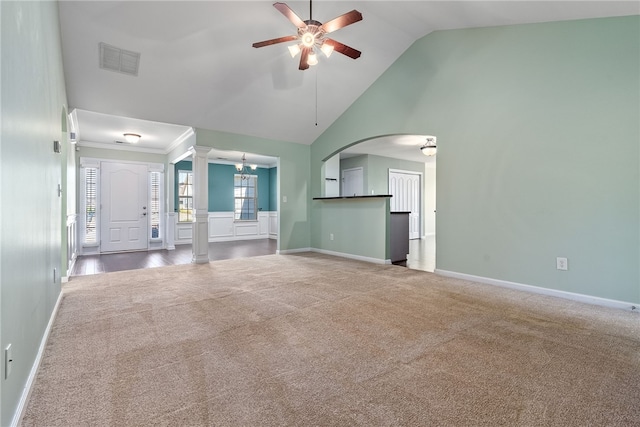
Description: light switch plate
xmin=5 ymin=343 xmax=12 ymax=379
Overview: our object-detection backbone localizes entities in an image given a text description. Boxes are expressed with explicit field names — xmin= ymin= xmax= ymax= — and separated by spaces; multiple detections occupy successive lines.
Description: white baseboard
xmin=277 ymin=247 xmax=312 ymax=255
xmin=310 ymin=248 xmax=390 ymax=265
xmin=11 ymin=291 xmax=63 ymax=427
xmin=209 ymin=235 xmax=267 ymax=243
xmin=435 ymin=269 xmax=639 ymax=311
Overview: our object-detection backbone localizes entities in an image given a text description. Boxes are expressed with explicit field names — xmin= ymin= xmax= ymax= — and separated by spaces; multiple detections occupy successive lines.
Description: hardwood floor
xmin=72 ymin=237 xmax=434 ymax=276
xmin=71 ymin=239 xmax=277 ymax=276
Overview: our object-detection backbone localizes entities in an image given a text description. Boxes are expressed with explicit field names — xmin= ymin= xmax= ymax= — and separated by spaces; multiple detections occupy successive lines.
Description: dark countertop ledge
xmin=313 ymin=195 xmax=392 ymax=200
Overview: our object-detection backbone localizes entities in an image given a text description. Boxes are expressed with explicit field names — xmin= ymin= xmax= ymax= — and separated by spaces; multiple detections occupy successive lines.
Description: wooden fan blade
xmin=299 ymin=47 xmax=310 ymax=70
xmin=274 ymin=2 xmax=306 ymax=28
xmin=323 ymin=39 xmax=361 ymax=59
xmin=320 ymin=10 xmax=362 ymax=34
xmin=252 ymin=35 xmax=298 ymax=48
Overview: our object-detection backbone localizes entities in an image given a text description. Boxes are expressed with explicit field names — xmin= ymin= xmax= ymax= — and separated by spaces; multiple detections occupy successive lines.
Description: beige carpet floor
xmin=21 ymin=253 xmax=640 ymax=426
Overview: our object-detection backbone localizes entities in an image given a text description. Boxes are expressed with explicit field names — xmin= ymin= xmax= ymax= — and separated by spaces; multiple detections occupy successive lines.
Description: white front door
xmin=342 ymin=167 xmax=363 ymax=196
xmin=389 ymin=170 xmax=421 ymax=239
xmin=100 ymin=162 xmax=148 ymax=252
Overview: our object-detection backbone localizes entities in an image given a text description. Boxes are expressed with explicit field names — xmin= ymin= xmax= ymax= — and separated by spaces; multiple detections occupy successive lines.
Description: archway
xmin=320 ymin=133 xmax=436 ymax=271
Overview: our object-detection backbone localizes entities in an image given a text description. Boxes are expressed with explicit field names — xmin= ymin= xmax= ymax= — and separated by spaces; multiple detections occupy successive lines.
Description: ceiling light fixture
xmin=235 ymin=153 xmax=257 ymax=180
xmin=307 ymin=51 xmax=318 ymax=66
xmin=252 ymin=1 xmax=362 ymax=71
xmin=320 ymin=43 xmax=334 ymax=58
xmin=123 ymin=133 xmax=141 ymax=143
xmin=420 ymin=136 xmax=437 ymax=156
xmin=288 ymin=44 xmax=301 ymax=58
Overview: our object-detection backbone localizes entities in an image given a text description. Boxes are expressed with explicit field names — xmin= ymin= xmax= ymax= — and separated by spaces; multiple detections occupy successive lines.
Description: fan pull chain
xmin=315 ymin=68 xmax=318 ymax=126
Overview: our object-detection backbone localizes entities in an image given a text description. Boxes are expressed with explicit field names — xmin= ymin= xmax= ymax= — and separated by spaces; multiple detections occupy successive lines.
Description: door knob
xmin=142 ymin=213 xmax=147 ymax=216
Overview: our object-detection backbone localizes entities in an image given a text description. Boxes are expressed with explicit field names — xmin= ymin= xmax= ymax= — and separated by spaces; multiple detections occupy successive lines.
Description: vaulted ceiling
xmin=59 ymin=1 xmax=638 ymax=162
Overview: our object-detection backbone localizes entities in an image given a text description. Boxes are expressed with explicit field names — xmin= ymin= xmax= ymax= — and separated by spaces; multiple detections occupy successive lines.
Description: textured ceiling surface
xmin=59 ymin=1 xmax=638 ymax=162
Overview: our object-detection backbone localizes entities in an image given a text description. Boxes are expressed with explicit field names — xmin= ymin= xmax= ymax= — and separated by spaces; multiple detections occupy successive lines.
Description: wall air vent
xmin=99 ymin=42 xmax=140 ymax=76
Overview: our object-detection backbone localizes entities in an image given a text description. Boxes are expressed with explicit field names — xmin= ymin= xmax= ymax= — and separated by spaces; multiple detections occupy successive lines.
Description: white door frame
xmin=388 ymin=169 xmax=423 ymax=239
xmin=342 ymin=167 xmax=364 ymax=196
xmin=79 ymin=157 xmax=164 ymax=255
xmin=100 ymin=161 xmax=149 ymax=253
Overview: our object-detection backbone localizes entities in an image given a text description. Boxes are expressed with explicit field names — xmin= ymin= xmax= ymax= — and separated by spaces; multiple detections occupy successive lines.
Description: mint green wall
xmin=341 ymin=154 xmax=426 ymax=196
xmin=1 ymin=2 xmax=68 ymax=424
xmin=167 ymin=128 xmax=310 ymax=251
xmin=174 ymin=161 xmax=274 ymax=213
xmin=315 ymin=198 xmax=390 ymax=261
xmin=312 ymin=16 xmax=640 ymax=303
xmin=367 ymin=155 xmax=424 ymax=196
xmin=340 ymin=155 xmax=368 ymax=194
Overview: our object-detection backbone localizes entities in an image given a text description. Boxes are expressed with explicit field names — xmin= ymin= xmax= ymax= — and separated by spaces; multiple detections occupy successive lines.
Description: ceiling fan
xmin=252 ymin=1 xmax=363 ymax=71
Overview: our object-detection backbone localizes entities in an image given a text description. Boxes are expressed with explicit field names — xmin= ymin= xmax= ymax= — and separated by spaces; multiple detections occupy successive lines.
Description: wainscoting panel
xmin=174 ymin=211 xmax=276 ymax=244
xmin=258 ymin=212 xmax=269 ymax=236
xmin=269 ymin=212 xmax=277 ymax=238
xmin=235 ymin=222 xmax=260 ymax=236
xmin=66 ymin=214 xmax=78 ymax=279
xmin=209 ymin=213 xmax=235 ymax=238
xmin=176 ymin=224 xmax=193 ymax=242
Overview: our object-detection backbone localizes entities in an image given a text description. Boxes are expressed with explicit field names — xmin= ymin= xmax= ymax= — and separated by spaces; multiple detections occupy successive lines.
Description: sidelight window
xmin=82 ymin=167 xmax=98 ymax=244
xmin=150 ymin=171 xmax=162 ymax=238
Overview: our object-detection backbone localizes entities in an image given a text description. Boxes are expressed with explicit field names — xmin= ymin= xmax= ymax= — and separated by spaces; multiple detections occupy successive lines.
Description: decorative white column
xmin=166 ymin=165 xmax=176 ymax=250
xmin=166 ymin=212 xmax=176 ymax=250
xmin=190 ymin=145 xmax=211 ymax=263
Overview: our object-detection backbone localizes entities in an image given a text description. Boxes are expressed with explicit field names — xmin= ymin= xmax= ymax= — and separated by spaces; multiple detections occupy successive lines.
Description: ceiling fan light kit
xmin=252 ymin=1 xmax=362 ymax=71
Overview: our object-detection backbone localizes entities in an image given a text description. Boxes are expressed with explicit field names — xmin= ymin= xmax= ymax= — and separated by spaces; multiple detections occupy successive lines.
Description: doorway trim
xmin=342 ymin=167 xmax=364 ymax=196
xmin=79 ymin=157 xmax=165 ymax=255
xmin=388 ymin=168 xmax=423 ymax=239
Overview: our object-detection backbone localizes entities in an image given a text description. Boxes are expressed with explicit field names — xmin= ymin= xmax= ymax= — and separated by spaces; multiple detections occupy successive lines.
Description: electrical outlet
xmin=556 ymin=257 xmax=568 ymax=271
xmin=5 ymin=344 xmax=12 ymax=379
xmin=282 ymin=196 xmax=287 ymax=203
xmin=330 ymin=233 xmax=334 ymax=241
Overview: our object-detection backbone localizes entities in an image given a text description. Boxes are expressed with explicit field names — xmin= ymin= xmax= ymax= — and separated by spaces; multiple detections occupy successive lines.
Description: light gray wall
xmin=312 ymin=16 xmax=640 ymax=303
xmin=1 ymin=2 xmax=69 ymax=424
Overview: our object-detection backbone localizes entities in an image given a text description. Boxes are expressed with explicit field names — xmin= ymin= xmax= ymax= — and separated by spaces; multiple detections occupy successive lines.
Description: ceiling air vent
xmin=99 ymin=42 xmax=140 ymax=76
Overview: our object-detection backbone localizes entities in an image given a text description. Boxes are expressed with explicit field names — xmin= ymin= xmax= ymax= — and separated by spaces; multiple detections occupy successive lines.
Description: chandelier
xmin=235 ymin=153 xmax=257 ymax=180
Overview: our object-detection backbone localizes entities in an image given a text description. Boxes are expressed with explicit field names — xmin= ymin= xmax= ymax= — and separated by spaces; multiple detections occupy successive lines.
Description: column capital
xmin=189 ymin=145 xmax=212 ymax=157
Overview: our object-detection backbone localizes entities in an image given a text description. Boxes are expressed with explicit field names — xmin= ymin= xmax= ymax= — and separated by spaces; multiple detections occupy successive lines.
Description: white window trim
xmin=234 ymin=174 xmax=258 ymax=222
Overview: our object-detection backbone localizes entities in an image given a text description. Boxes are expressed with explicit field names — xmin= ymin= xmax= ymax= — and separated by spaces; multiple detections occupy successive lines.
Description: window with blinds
xmin=178 ymin=170 xmax=193 ymax=222
xmin=234 ymin=174 xmax=257 ymax=221
xmin=84 ymin=167 xmax=98 ymax=244
xmin=150 ymin=171 xmax=161 ymax=238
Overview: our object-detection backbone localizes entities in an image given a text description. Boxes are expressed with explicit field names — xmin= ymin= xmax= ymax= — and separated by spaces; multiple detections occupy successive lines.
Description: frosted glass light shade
xmin=288 ymin=44 xmax=301 ymax=58
xmin=320 ymin=43 xmax=334 ymax=58
xmin=123 ymin=133 xmax=141 ymax=143
xmin=308 ymin=52 xmax=318 ymax=66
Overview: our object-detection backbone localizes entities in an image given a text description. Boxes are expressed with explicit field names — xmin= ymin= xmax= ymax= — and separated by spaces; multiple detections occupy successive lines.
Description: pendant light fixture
xmin=420 ymin=136 xmax=437 ymax=156
xmin=235 ymin=153 xmax=257 ymax=180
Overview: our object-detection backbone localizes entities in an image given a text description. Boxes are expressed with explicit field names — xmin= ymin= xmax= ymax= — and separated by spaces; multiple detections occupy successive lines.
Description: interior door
xmin=100 ymin=162 xmax=148 ymax=252
xmin=389 ymin=170 xmax=421 ymax=239
xmin=342 ymin=167 xmax=363 ymax=196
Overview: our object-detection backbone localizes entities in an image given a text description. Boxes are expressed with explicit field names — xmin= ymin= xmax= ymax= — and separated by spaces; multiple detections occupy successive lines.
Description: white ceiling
xmin=59 ymin=1 xmax=638 ymax=163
